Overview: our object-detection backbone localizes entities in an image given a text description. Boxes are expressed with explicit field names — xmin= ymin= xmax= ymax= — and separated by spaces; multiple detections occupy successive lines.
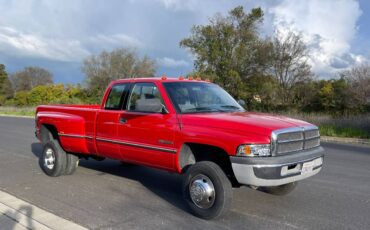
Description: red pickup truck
xmin=35 ymin=77 xmax=324 ymax=219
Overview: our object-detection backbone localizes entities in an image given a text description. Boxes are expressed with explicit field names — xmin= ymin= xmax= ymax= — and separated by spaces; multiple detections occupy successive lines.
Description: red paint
xmin=36 ymin=78 xmax=313 ymax=173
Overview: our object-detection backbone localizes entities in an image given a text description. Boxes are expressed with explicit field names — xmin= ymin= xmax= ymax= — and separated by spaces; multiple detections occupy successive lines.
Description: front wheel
xmin=182 ymin=161 xmax=232 ymax=220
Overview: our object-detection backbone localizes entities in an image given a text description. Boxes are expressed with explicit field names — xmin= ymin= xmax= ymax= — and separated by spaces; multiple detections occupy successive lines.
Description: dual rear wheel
xmin=40 ymin=140 xmax=79 ymax=177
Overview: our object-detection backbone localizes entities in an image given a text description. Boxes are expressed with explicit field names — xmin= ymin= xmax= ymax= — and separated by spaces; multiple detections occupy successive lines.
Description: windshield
xmin=163 ymin=82 xmax=245 ymax=113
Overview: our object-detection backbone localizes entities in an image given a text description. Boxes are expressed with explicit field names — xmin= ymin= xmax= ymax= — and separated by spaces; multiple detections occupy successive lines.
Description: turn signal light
xmin=161 ymin=75 xmax=167 ymax=80
xmin=240 ymin=145 xmax=251 ymax=155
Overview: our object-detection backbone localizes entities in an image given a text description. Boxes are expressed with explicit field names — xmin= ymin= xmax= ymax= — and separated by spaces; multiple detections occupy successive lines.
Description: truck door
xmin=117 ymin=82 xmax=177 ymax=170
xmin=95 ymin=83 xmax=130 ymax=159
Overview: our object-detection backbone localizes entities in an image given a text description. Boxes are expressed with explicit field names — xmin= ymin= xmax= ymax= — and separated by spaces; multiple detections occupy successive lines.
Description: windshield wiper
xmin=219 ymin=105 xmax=243 ymax=111
xmin=183 ymin=107 xmax=221 ymax=113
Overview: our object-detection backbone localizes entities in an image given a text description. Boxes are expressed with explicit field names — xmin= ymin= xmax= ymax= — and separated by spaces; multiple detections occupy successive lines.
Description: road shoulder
xmin=0 ymin=190 xmax=87 ymax=230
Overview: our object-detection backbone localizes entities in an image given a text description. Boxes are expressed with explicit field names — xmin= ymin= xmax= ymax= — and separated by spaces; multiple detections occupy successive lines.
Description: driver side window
xmin=127 ymin=83 xmax=164 ymax=113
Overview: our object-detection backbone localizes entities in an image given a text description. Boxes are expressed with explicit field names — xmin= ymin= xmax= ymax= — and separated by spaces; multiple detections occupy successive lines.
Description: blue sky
xmin=0 ymin=0 xmax=369 ymax=84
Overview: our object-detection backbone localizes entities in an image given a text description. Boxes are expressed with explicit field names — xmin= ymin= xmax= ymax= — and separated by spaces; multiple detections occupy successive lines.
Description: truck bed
xmin=36 ymin=104 xmax=101 ymax=155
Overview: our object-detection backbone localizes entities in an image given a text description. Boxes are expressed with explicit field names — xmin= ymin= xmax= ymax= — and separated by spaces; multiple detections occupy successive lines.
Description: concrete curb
xmin=0 ymin=190 xmax=87 ymax=230
xmin=321 ymin=136 xmax=370 ymax=145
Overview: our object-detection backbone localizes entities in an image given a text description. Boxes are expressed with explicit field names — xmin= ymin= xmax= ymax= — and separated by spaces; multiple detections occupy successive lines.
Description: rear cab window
xmin=104 ymin=84 xmax=129 ymax=110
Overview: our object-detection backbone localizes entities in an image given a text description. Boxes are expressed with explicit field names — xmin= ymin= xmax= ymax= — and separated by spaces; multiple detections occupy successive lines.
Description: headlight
xmin=236 ymin=144 xmax=271 ymax=157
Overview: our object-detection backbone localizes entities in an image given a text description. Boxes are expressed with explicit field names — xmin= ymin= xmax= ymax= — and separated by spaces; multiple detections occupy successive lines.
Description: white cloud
xmin=0 ymin=26 xmax=90 ymax=62
xmin=270 ymin=0 xmax=363 ymax=76
xmin=89 ymin=34 xmax=143 ymax=48
xmin=0 ymin=25 xmax=144 ymax=62
xmin=155 ymin=0 xmax=199 ymax=11
xmin=157 ymin=57 xmax=190 ymax=68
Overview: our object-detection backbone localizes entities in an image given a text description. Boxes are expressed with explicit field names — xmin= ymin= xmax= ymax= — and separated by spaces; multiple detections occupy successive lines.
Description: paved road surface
xmin=0 ymin=116 xmax=369 ymax=230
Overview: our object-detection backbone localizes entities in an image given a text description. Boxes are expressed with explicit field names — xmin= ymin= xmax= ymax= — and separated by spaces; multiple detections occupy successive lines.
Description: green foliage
xmin=0 ymin=64 xmax=14 ymax=105
xmin=10 ymin=84 xmax=86 ymax=106
xmin=12 ymin=91 xmax=30 ymax=106
xmin=180 ymin=6 xmax=268 ymax=100
xmin=293 ymin=78 xmax=366 ymax=116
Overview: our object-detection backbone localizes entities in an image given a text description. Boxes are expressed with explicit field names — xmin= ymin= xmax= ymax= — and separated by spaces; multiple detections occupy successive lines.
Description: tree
xmin=0 ymin=64 xmax=14 ymax=105
xmin=10 ymin=66 xmax=53 ymax=92
xmin=180 ymin=6 xmax=270 ymax=99
xmin=82 ymin=48 xmax=156 ymax=103
xmin=270 ymin=31 xmax=312 ymax=104
xmin=340 ymin=64 xmax=370 ymax=109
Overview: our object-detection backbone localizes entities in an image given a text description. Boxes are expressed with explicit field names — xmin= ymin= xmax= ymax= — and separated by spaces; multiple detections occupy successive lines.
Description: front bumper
xmin=230 ymin=146 xmax=324 ymax=187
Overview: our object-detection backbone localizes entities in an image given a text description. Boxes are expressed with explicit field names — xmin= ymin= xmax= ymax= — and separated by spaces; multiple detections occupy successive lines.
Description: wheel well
xmin=179 ymin=143 xmax=239 ymax=187
xmin=40 ymin=124 xmax=59 ymax=144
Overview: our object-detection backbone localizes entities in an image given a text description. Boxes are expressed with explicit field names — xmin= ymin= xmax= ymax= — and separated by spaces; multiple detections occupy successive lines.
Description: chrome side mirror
xmin=237 ymin=99 xmax=246 ymax=107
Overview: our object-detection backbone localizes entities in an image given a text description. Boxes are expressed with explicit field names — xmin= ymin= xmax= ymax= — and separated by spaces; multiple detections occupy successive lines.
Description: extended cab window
xmin=105 ymin=84 xmax=128 ymax=110
xmin=127 ymin=83 xmax=164 ymax=113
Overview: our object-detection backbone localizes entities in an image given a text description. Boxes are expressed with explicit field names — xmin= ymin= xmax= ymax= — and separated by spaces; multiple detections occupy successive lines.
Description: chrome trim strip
xmin=96 ymin=137 xmax=177 ymax=154
xmin=58 ymin=133 xmax=93 ymax=139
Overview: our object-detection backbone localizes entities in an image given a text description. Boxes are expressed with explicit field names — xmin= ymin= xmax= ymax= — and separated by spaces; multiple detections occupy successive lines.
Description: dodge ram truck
xmin=35 ymin=77 xmax=324 ymax=219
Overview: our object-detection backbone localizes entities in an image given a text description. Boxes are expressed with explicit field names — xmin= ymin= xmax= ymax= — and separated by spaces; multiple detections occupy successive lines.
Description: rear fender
xmin=37 ymin=112 xmax=90 ymax=153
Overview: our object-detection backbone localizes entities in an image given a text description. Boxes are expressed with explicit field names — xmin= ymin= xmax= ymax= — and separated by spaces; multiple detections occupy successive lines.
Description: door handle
xmin=119 ymin=117 xmax=127 ymax=124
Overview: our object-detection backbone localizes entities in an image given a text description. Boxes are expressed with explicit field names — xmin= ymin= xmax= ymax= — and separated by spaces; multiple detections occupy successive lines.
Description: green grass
xmin=0 ymin=106 xmax=35 ymax=117
xmin=319 ymin=125 xmax=370 ymax=139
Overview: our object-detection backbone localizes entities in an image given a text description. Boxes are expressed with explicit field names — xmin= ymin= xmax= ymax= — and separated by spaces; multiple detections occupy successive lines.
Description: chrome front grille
xmin=271 ymin=126 xmax=320 ymax=155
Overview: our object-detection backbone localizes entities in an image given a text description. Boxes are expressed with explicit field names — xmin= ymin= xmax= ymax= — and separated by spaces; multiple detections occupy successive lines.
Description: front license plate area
xmin=301 ymin=161 xmax=314 ymax=175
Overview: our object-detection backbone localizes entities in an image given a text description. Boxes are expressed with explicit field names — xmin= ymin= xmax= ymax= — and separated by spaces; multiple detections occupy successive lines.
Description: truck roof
xmin=111 ymin=77 xmax=211 ymax=84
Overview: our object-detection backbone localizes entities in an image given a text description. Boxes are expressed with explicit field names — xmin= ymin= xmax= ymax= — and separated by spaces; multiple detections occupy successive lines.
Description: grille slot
xmin=272 ymin=126 xmax=320 ymax=156
xmin=278 ymin=141 xmax=304 ymax=154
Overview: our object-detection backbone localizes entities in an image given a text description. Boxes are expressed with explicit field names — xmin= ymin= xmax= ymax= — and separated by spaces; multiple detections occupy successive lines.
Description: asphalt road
xmin=0 ymin=116 xmax=369 ymax=230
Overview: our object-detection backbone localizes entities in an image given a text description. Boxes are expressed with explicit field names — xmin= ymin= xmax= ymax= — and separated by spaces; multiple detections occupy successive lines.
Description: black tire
xmin=182 ymin=161 xmax=232 ymax=220
xmin=40 ymin=125 xmax=54 ymax=146
xmin=65 ymin=153 xmax=79 ymax=175
xmin=40 ymin=141 xmax=67 ymax=177
xmin=260 ymin=182 xmax=297 ymax=195
xmin=120 ymin=160 xmax=135 ymax=166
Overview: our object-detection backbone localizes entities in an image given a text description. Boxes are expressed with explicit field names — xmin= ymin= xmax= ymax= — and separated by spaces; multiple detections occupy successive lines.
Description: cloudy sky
xmin=0 ymin=0 xmax=369 ymax=83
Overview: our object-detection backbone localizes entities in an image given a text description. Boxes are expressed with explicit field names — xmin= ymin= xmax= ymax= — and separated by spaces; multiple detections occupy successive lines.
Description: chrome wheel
xmin=44 ymin=148 xmax=55 ymax=170
xmin=189 ymin=174 xmax=215 ymax=209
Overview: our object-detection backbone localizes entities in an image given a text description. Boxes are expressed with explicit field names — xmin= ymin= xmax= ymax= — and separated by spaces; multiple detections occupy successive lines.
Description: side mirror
xmin=237 ymin=99 xmax=246 ymax=107
xmin=161 ymin=104 xmax=169 ymax=114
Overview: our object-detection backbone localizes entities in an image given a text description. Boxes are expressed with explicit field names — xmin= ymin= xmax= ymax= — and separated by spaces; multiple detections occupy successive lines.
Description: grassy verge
xmin=281 ymin=112 xmax=370 ymax=139
xmin=319 ymin=125 xmax=369 ymax=139
xmin=0 ymin=106 xmax=35 ymax=117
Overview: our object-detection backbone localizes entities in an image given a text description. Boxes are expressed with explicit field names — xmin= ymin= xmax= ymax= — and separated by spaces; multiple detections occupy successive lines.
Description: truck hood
xmin=180 ymin=112 xmax=313 ymax=137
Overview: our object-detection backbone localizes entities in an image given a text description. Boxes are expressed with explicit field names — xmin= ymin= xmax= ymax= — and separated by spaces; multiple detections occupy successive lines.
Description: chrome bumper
xmin=230 ymin=146 xmax=325 ymax=187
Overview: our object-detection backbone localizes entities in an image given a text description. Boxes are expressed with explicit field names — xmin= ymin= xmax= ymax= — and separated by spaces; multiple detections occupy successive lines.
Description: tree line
xmin=0 ymin=6 xmax=369 ymax=116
